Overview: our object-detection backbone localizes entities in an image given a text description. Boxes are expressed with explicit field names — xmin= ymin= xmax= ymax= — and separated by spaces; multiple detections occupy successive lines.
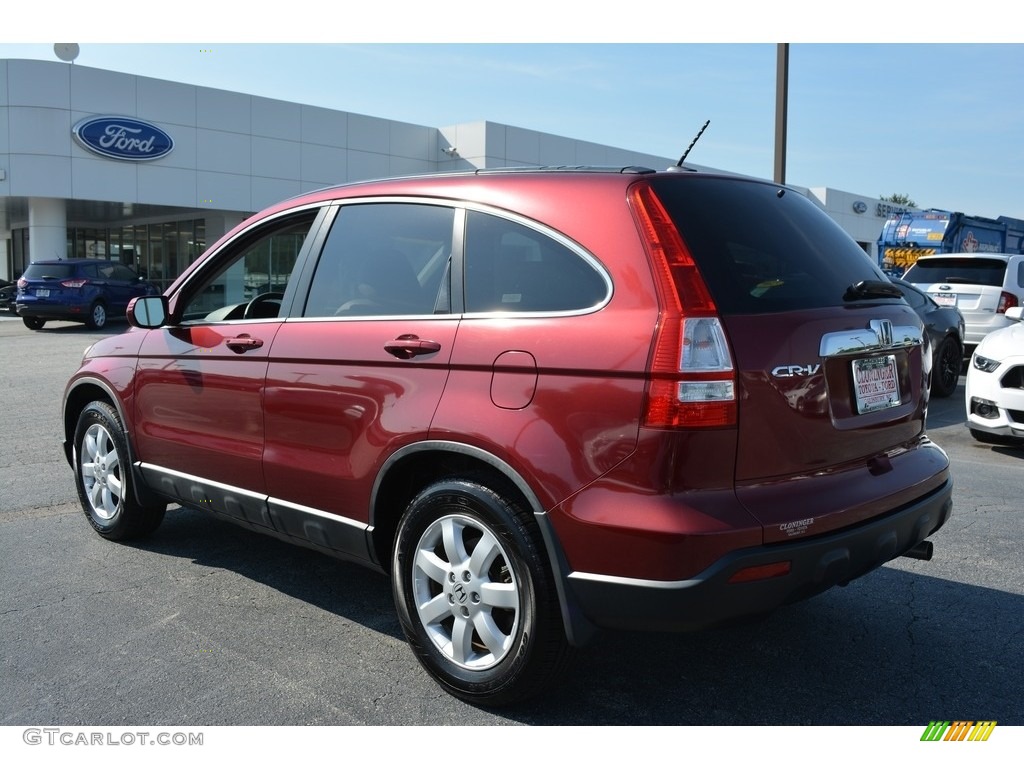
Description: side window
xmin=899 ymin=284 xmax=926 ymax=310
xmin=110 ymin=264 xmax=140 ymax=282
xmin=181 ymin=211 xmax=317 ymax=322
xmin=304 ymin=203 xmax=454 ymax=318
xmin=464 ymin=211 xmax=608 ymax=313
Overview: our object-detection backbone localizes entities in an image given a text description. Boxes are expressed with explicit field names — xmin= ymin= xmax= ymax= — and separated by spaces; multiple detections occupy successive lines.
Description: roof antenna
xmin=676 ymin=120 xmax=710 ymax=167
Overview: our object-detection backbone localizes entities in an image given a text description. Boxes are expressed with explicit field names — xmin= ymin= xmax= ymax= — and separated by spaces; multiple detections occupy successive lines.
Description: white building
xmin=2 ymin=57 xmax=896 ymax=287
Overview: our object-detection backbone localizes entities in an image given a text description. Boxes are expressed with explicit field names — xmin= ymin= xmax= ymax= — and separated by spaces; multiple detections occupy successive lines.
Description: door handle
xmin=384 ymin=334 xmax=442 ymax=359
xmin=226 ymin=334 xmax=264 ymax=353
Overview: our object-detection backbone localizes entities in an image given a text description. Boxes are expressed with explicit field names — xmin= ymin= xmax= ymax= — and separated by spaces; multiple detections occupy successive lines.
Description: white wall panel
xmin=72 ymin=156 xmax=137 ymax=202
xmin=251 ymin=177 xmax=301 ymax=211
xmin=0 ymin=107 xmax=8 ymax=154
xmin=196 ymin=88 xmax=251 ymax=133
xmin=252 ymin=136 xmax=300 ymax=179
xmin=348 ymin=114 xmax=389 ymax=155
xmin=10 ymin=154 xmax=72 ymax=197
xmin=197 ymin=129 xmax=251 ymax=175
xmin=7 ymin=60 xmax=69 ymax=109
xmin=346 ymin=149 xmax=389 ymax=182
xmin=300 ymin=144 xmax=346 ymax=186
xmin=8 ymin=107 xmax=71 ymax=155
xmin=537 ymin=133 xmax=576 ymax=166
xmin=70 ymin=67 xmax=136 ymax=116
xmin=252 ymin=97 xmax=301 ymax=141
xmin=300 ymin=105 xmax=347 ymax=147
xmin=138 ymin=165 xmax=198 ymax=207
xmin=138 ymin=78 xmax=197 ymax=127
xmin=196 ymin=171 xmax=251 ymax=212
xmin=389 ymin=122 xmax=433 ymax=160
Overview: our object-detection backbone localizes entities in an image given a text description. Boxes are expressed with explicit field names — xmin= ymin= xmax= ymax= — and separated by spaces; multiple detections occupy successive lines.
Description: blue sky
xmin=3 ymin=7 xmax=1023 ymax=219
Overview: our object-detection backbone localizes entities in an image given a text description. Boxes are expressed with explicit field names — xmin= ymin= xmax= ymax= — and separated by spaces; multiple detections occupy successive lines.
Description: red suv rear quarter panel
xmin=423 ymin=174 xmax=662 ymax=511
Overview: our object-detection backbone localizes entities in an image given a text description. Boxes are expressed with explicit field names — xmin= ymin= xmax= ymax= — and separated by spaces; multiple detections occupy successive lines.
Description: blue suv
xmin=16 ymin=259 xmax=156 ymax=330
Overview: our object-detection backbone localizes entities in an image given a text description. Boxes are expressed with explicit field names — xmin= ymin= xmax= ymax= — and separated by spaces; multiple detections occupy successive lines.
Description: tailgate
xmin=724 ymin=304 xmax=937 ymax=543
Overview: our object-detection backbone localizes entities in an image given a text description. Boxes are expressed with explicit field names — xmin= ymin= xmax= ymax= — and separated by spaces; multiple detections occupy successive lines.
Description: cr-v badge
xmin=771 ymin=364 xmax=821 ymax=377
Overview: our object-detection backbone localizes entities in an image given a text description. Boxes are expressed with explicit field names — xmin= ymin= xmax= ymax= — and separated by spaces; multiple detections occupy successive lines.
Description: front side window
xmin=303 ymin=203 xmax=454 ymax=318
xmin=464 ymin=211 xmax=608 ymax=313
xmin=181 ymin=211 xmax=317 ymax=322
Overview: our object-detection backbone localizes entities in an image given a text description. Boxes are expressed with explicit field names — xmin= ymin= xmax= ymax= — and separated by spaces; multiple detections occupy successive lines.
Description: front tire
xmin=73 ymin=401 xmax=165 ymax=540
xmin=392 ymin=478 xmax=571 ymax=706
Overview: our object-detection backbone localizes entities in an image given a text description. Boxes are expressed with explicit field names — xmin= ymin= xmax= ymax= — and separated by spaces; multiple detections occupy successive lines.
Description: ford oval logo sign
xmin=73 ymin=116 xmax=174 ymax=161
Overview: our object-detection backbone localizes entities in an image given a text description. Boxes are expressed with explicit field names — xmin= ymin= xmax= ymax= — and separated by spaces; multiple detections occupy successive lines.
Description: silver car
xmin=904 ymin=253 xmax=1024 ymax=356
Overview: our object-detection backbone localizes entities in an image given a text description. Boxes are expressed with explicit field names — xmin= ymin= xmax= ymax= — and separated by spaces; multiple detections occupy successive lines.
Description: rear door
xmin=261 ymin=201 xmax=459 ymax=545
xmin=650 ymin=177 xmax=940 ymax=542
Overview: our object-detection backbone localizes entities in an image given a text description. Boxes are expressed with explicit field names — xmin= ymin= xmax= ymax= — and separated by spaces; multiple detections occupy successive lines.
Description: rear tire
xmin=86 ymin=301 xmax=108 ymax=330
xmin=22 ymin=316 xmax=45 ymax=330
xmin=930 ymin=336 xmax=961 ymax=398
xmin=391 ymin=477 xmax=571 ymax=706
xmin=73 ymin=401 xmax=165 ymax=540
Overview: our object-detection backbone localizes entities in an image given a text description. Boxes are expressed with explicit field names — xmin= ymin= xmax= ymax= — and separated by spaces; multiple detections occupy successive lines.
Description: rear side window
xmin=648 ymin=177 xmax=885 ymax=315
xmin=464 ymin=211 xmax=608 ymax=313
xmin=903 ymin=258 xmax=1008 ymax=286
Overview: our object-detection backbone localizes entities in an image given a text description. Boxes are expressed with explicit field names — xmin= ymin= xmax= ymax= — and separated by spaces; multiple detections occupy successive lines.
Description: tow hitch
xmin=902 ymin=540 xmax=934 ymax=561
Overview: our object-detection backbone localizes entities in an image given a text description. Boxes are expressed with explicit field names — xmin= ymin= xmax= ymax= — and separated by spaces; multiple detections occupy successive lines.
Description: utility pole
xmin=774 ymin=43 xmax=789 ymax=185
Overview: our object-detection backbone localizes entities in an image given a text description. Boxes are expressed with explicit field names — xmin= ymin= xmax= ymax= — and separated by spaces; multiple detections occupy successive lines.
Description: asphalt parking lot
xmin=1 ymin=315 xmax=1022 ymax=726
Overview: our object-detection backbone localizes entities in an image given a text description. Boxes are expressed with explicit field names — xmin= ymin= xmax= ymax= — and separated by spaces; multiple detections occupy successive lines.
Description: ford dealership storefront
xmin=1 ymin=57 xmax=894 ymax=288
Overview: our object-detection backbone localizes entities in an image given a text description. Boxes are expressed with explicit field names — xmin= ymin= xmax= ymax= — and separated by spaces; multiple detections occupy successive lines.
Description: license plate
xmin=852 ymin=355 xmax=900 ymax=414
xmin=35 ymin=288 xmax=50 ymax=298
xmin=933 ymin=292 xmax=956 ymax=307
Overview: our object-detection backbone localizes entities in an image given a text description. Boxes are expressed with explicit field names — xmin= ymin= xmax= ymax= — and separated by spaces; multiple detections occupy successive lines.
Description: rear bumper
xmin=17 ymin=300 xmax=91 ymax=320
xmin=566 ymin=477 xmax=952 ymax=633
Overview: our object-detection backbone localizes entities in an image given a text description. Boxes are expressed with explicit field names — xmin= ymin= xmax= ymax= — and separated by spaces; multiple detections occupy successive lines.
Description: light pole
xmin=774 ymin=43 xmax=789 ymax=185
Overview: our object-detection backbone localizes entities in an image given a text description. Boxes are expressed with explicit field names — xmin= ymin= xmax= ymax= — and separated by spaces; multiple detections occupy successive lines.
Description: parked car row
xmin=900 ymin=252 xmax=1024 ymax=445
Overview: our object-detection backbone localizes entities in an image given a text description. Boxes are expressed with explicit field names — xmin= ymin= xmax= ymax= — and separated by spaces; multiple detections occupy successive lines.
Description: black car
xmin=0 ymin=279 xmax=16 ymax=313
xmin=891 ymin=278 xmax=964 ymax=398
xmin=15 ymin=259 xmax=156 ymax=330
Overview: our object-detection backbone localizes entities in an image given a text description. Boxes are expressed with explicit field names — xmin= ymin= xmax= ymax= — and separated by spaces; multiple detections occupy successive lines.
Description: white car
xmin=965 ymin=306 xmax=1024 ymax=444
xmin=904 ymin=253 xmax=1024 ymax=357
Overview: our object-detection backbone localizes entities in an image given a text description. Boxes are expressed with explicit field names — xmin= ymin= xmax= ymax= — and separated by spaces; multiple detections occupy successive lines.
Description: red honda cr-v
xmin=62 ymin=166 xmax=952 ymax=705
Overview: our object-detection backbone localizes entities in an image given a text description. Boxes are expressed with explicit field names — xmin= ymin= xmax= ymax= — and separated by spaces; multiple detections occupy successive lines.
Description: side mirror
xmin=127 ymin=295 xmax=168 ymax=328
xmin=1006 ymin=306 xmax=1024 ymax=322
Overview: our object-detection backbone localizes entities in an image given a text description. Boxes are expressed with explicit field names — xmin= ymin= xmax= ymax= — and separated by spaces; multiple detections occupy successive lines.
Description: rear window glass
xmin=648 ymin=177 xmax=886 ymax=315
xmin=24 ymin=263 xmax=75 ymax=280
xmin=902 ymin=258 xmax=1008 ymax=287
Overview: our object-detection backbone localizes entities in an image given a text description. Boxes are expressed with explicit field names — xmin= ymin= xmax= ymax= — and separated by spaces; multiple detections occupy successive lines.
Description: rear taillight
xmin=996 ymin=291 xmax=1019 ymax=314
xmin=17 ymin=278 xmax=27 ymax=289
xmin=60 ymin=279 xmax=89 ymax=288
xmin=629 ymin=183 xmax=737 ymax=428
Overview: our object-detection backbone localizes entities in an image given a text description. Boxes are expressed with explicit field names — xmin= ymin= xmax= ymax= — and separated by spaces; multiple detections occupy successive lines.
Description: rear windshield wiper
xmin=843 ymin=280 xmax=904 ymax=302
